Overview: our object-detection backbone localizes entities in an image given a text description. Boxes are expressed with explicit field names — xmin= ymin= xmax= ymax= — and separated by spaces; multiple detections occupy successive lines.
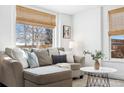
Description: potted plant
xmin=83 ymin=50 xmax=104 ymax=70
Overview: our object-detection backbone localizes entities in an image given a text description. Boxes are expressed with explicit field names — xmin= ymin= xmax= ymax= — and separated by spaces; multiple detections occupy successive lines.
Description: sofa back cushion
xmin=12 ymin=48 xmax=29 ymax=68
xmin=58 ymin=47 xmax=65 ymax=51
xmin=27 ymin=52 xmax=39 ymax=68
xmin=34 ymin=49 xmax=52 ymax=66
xmin=52 ymin=55 xmax=67 ymax=64
xmin=5 ymin=48 xmax=15 ymax=59
xmin=48 ymin=48 xmax=59 ymax=56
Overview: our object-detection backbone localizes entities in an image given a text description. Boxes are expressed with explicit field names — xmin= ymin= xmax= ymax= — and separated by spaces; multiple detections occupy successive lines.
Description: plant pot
xmin=94 ymin=60 xmax=100 ymax=70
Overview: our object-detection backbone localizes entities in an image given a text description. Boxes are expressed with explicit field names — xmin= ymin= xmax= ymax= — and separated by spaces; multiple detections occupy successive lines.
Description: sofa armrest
xmin=0 ymin=54 xmax=24 ymax=87
xmin=10 ymin=60 xmax=24 ymax=86
xmin=73 ymin=56 xmax=85 ymax=67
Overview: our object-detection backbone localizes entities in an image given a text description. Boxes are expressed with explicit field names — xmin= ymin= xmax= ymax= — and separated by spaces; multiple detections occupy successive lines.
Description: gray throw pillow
xmin=5 ymin=48 xmax=15 ymax=59
xmin=27 ymin=52 xmax=39 ymax=68
xmin=34 ymin=49 xmax=52 ymax=66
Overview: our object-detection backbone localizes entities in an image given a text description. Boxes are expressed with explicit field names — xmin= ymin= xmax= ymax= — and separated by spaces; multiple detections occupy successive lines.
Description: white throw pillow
xmin=12 ymin=48 xmax=29 ymax=68
xmin=59 ymin=51 xmax=74 ymax=63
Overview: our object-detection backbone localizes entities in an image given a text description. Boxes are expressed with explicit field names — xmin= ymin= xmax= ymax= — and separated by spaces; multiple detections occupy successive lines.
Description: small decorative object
xmin=63 ymin=25 xmax=71 ymax=39
xmin=83 ymin=50 xmax=104 ymax=70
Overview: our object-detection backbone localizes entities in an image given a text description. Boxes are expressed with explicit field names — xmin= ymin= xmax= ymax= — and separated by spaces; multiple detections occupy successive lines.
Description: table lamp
xmin=69 ymin=41 xmax=77 ymax=50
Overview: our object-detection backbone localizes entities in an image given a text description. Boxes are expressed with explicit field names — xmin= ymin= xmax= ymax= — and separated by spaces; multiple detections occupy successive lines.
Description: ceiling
xmin=38 ymin=5 xmax=97 ymax=15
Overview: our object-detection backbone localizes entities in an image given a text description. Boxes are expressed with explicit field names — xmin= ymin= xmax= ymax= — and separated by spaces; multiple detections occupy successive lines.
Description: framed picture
xmin=63 ymin=25 xmax=71 ymax=39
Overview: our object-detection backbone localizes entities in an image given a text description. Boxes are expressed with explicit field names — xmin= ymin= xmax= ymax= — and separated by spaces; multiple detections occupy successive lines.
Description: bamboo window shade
xmin=108 ymin=7 xmax=124 ymax=36
xmin=16 ymin=6 xmax=56 ymax=28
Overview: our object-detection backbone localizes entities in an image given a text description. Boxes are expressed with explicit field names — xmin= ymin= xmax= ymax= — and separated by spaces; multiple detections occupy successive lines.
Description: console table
xmin=80 ymin=67 xmax=117 ymax=87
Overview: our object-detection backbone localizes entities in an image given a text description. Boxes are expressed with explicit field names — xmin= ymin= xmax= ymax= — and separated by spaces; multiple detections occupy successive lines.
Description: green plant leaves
xmin=83 ymin=50 xmax=104 ymax=61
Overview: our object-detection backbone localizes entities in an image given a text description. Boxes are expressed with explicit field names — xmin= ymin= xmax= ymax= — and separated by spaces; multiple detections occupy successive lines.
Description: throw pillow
xmin=52 ymin=55 xmax=67 ymax=64
xmin=59 ymin=51 xmax=74 ymax=63
xmin=34 ymin=49 xmax=52 ymax=66
xmin=12 ymin=48 xmax=29 ymax=68
xmin=27 ymin=52 xmax=39 ymax=68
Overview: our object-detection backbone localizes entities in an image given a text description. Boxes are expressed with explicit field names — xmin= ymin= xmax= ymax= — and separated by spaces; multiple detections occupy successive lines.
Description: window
xmin=16 ymin=6 xmax=56 ymax=48
xmin=16 ymin=23 xmax=53 ymax=48
xmin=108 ymin=7 xmax=124 ymax=60
xmin=111 ymin=35 xmax=124 ymax=58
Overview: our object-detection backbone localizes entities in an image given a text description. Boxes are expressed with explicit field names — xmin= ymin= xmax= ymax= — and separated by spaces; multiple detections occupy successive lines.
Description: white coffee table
xmin=80 ymin=67 xmax=117 ymax=87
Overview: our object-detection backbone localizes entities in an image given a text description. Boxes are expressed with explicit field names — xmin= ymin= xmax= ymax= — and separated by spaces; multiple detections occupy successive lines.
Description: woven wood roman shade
xmin=108 ymin=7 xmax=124 ymax=36
xmin=16 ymin=6 xmax=56 ymax=28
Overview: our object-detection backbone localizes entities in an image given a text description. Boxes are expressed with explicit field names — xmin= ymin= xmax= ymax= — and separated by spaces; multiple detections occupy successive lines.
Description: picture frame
xmin=63 ymin=25 xmax=71 ymax=39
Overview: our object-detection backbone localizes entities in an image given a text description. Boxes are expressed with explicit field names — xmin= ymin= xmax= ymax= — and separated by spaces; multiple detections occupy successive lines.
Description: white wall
xmin=58 ymin=14 xmax=73 ymax=49
xmin=73 ymin=7 xmax=102 ymax=66
xmin=0 ymin=5 xmax=16 ymax=51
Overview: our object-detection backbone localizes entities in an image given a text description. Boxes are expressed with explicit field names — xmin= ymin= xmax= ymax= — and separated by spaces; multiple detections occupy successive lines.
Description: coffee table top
xmin=80 ymin=67 xmax=117 ymax=74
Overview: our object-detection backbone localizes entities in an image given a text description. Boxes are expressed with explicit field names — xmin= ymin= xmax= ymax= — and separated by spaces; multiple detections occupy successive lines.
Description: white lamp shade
xmin=69 ymin=41 xmax=77 ymax=49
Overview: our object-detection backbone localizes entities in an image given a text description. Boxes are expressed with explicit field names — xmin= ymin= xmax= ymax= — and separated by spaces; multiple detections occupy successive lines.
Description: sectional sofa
xmin=0 ymin=48 xmax=85 ymax=87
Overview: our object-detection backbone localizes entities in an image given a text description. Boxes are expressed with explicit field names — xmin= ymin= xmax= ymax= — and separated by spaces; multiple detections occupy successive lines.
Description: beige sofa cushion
xmin=56 ymin=63 xmax=80 ymax=70
xmin=48 ymin=48 xmax=59 ymax=56
xmin=34 ymin=49 xmax=52 ymax=66
xmin=24 ymin=66 xmax=71 ymax=85
xmin=58 ymin=48 xmax=65 ymax=51
xmin=69 ymin=63 xmax=80 ymax=70
xmin=5 ymin=48 xmax=14 ymax=59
